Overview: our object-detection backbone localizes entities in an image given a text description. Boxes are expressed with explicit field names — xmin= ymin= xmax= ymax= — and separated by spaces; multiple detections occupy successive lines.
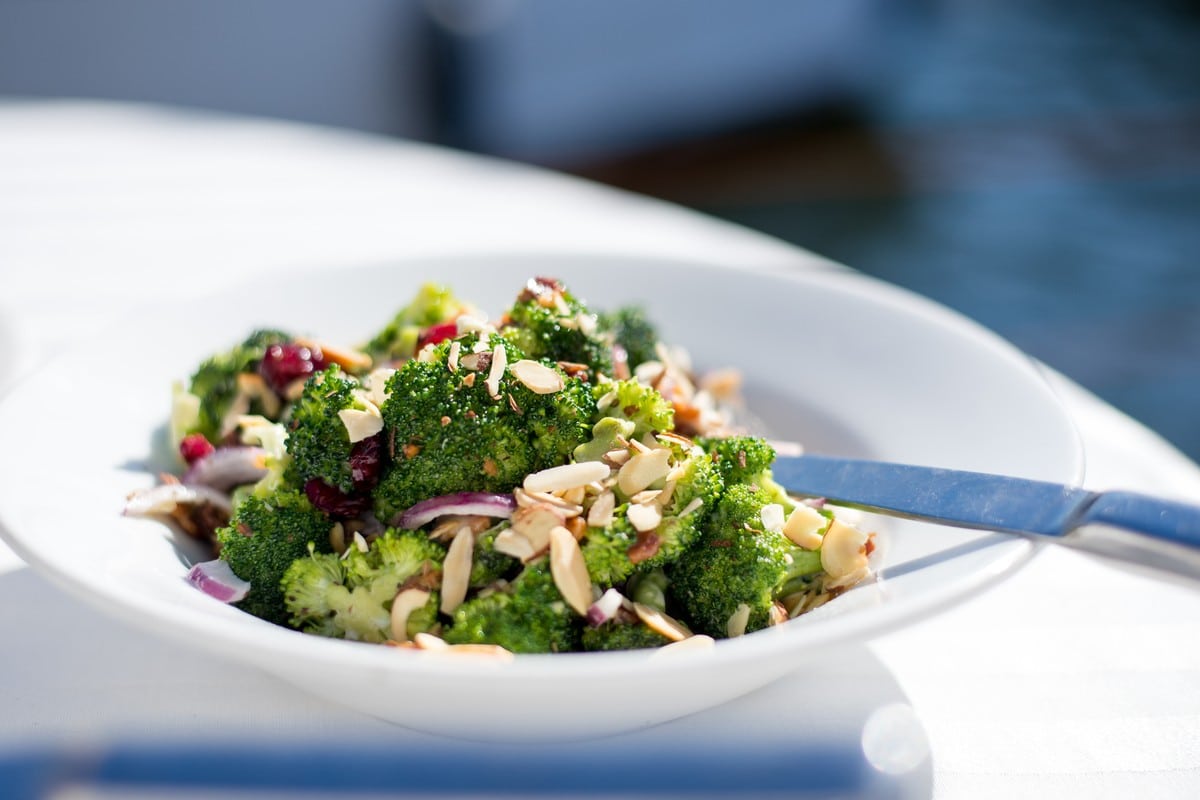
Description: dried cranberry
xmin=179 ymin=433 xmax=215 ymax=465
xmin=416 ymin=321 xmax=459 ymax=350
xmin=348 ymin=434 xmax=385 ymax=490
xmin=258 ymin=343 xmax=328 ymax=396
xmin=304 ymin=478 xmax=369 ymax=518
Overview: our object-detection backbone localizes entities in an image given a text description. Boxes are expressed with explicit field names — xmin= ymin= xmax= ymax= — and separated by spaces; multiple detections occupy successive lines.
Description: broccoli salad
xmin=125 ymin=277 xmax=874 ymax=656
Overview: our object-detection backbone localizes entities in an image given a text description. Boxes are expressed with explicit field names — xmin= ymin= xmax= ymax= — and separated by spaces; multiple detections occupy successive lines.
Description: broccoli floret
xmin=470 ymin=522 xmax=520 ymax=588
xmin=594 ymin=379 xmax=674 ymax=439
xmin=372 ymin=333 xmax=596 ymax=523
xmin=698 ymin=435 xmax=796 ymax=513
xmin=216 ymin=486 xmax=332 ymax=625
xmin=669 ymin=483 xmax=823 ymax=638
xmin=582 ymin=443 xmax=720 ymax=583
xmin=581 ymin=620 xmax=670 ymax=652
xmin=501 ymin=277 xmax=612 ymax=376
xmin=282 ymin=529 xmax=446 ymax=642
xmin=625 ymin=567 xmax=669 ymax=611
xmin=188 ymin=329 xmax=291 ymax=442
xmin=363 ymin=283 xmax=466 ymax=363
xmin=598 ymin=306 xmax=659 ymax=371
xmin=443 ymin=560 xmax=581 ymax=653
xmin=284 ymin=366 xmax=371 ymax=494
xmin=573 ymin=417 xmax=636 ymax=463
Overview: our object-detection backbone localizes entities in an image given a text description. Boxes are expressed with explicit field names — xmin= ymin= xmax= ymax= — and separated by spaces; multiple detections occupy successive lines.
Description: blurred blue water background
xmin=1 ymin=0 xmax=1196 ymax=462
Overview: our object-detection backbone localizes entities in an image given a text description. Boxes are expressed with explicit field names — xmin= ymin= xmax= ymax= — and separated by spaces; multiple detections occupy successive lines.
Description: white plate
xmin=0 ymin=253 xmax=1083 ymax=741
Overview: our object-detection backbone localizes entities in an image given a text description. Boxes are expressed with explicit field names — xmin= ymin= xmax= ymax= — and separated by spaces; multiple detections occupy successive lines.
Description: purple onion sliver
xmin=397 ymin=491 xmax=517 ymax=530
xmin=186 ymin=559 xmax=251 ymax=603
xmin=182 ymin=446 xmax=269 ymax=491
xmin=586 ymin=588 xmax=625 ymax=627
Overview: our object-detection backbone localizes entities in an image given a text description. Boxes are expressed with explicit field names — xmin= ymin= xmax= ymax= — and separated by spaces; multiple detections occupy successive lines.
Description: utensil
xmin=774 ymin=454 xmax=1200 ymax=580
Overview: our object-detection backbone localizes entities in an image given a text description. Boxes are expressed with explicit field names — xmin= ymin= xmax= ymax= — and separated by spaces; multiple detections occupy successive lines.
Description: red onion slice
xmin=182 ymin=446 xmax=269 ymax=491
xmin=123 ymin=483 xmax=233 ymax=517
xmin=187 ymin=559 xmax=251 ymax=603
xmin=586 ymin=588 xmax=627 ymax=627
xmin=396 ymin=492 xmax=517 ymax=530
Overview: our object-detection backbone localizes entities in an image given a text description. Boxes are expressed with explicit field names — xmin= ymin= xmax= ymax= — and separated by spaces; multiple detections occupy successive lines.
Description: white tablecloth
xmin=2 ymin=101 xmax=1198 ymax=799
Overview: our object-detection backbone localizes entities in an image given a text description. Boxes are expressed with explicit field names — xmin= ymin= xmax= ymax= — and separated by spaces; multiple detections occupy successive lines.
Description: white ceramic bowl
xmin=0 ymin=254 xmax=1082 ymax=740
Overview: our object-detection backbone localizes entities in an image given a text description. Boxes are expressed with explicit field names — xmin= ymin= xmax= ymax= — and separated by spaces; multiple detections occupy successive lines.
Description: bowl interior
xmin=0 ymin=253 xmax=1082 ymax=739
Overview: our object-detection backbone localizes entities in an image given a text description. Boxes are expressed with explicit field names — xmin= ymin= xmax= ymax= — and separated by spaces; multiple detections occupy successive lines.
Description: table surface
xmin=2 ymin=100 xmax=1199 ymax=799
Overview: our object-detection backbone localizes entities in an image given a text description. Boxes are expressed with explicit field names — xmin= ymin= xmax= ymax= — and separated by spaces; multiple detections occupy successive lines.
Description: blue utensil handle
xmin=1077 ymin=491 xmax=1200 ymax=548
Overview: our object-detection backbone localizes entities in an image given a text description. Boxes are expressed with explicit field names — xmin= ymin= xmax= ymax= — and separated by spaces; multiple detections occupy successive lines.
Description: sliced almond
xmin=782 ymin=505 xmax=828 ymax=550
xmin=328 ymin=522 xmax=346 ymax=554
xmin=413 ymin=632 xmax=449 ymax=650
xmin=677 ymin=497 xmax=704 ymax=518
xmin=524 ymin=461 xmax=611 ymax=494
xmin=630 ymin=489 xmax=662 ymax=505
xmin=295 ymin=336 xmax=372 ymax=372
xmin=455 ymin=314 xmax=494 ymax=337
xmin=514 ymin=487 xmax=582 ymax=516
xmin=697 ymin=367 xmax=742 ymax=401
xmin=549 ymin=525 xmax=593 ymax=615
xmin=820 ymin=519 xmax=871 ymax=584
xmin=352 ymin=531 xmax=370 ymax=553
xmin=511 ymin=504 xmax=566 ymax=554
xmin=338 ymin=405 xmax=383 ymax=443
xmin=633 ymin=602 xmax=691 ymax=642
xmin=650 ymin=634 xmax=715 ymax=658
xmin=494 ymin=528 xmax=537 ymax=561
xmin=587 ymin=491 xmax=615 ymax=528
xmin=508 ymin=359 xmax=565 ymax=395
xmin=389 ymin=588 xmax=431 ymax=642
xmin=768 ymin=601 xmax=788 ymax=626
xmin=559 ymin=485 xmax=586 ymax=506
xmin=726 ymin=603 xmax=752 ymax=638
xmin=617 ymin=448 xmax=672 ymax=496
xmin=447 ymin=340 xmax=461 ymax=373
xmin=440 ymin=527 xmax=475 ymax=615
xmin=604 ymin=448 xmax=631 ymax=466
xmin=485 ymin=344 xmax=507 ymax=399
xmin=626 ymin=502 xmax=662 ymax=533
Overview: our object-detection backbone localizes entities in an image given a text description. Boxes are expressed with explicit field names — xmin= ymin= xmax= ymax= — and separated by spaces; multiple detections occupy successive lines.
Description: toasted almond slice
xmin=626 ymin=502 xmax=662 ymax=533
xmin=617 ymin=448 xmax=672 ymax=496
xmin=413 ymin=632 xmax=449 ymax=651
xmin=650 ymin=634 xmax=715 ymax=658
xmin=697 ymin=367 xmax=742 ymax=401
xmin=768 ymin=601 xmax=788 ymax=626
xmin=444 ymin=644 xmax=515 ymax=661
xmin=485 ymin=344 xmax=507 ymax=399
xmin=678 ymin=497 xmax=704 ymax=518
xmin=656 ymin=431 xmax=694 ymax=448
xmin=634 ymin=360 xmax=665 ymax=387
xmin=603 ymin=448 xmax=631 ymax=467
xmin=820 ymin=519 xmax=871 ymax=583
xmin=514 ymin=487 xmax=582 ymax=516
xmin=295 ymin=336 xmax=372 ymax=372
xmin=415 ymin=343 xmax=437 ymax=363
xmin=352 ymin=531 xmax=370 ymax=553
xmin=389 ymin=588 xmax=431 ymax=642
xmin=440 ymin=527 xmax=475 ymax=615
xmin=726 ymin=603 xmax=752 ymax=638
xmin=511 ymin=504 xmax=566 ymax=553
xmin=549 ymin=525 xmax=592 ymax=615
xmin=338 ymin=405 xmax=384 ymax=443
xmin=595 ymin=389 xmax=618 ymax=411
xmin=447 ymin=340 xmax=461 ymax=374
xmin=655 ymin=480 xmax=676 ymax=509
xmin=782 ymin=505 xmax=827 ymax=550
xmin=587 ymin=491 xmax=615 ymax=528
xmin=494 ymin=528 xmax=537 ymax=561
xmin=627 ymin=437 xmax=654 ymax=455
xmin=630 ymin=489 xmax=662 ymax=505
xmin=328 ymin=522 xmax=346 ymax=554
xmin=508 ymin=359 xmax=565 ymax=395
xmin=455 ymin=314 xmax=493 ymax=337
xmin=634 ymin=602 xmax=691 ymax=642
xmin=559 ymin=485 xmax=586 ymax=506
xmin=760 ymin=503 xmax=785 ymax=534
xmin=524 ymin=461 xmax=611 ymax=494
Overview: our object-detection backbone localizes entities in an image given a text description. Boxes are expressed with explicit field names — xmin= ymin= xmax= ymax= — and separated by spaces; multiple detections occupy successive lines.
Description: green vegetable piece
xmin=573 ymin=416 xmax=635 ymax=463
xmin=372 ymin=333 xmax=595 ymax=523
xmin=625 ymin=567 xmax=669 ymax=612
xmin=284 ymin=366 xmax=366 ymax=494
xmin=188 ymin=329 xmax=290 ymax=442
xmin=470 ymin=522 xmax=520 ymax=588
xmin=698 ymin=435 xmax=795 ymax=513
xmin=595 ymin=379 xmax=674 ymax=439
xmin=282 ymin=529 xmax=446 ymax=642
xmin=501 ymin=278 xmax=612 ymax=376
xmin=217 ymin=486 xmax=332 ymax=626
xmin=598 ymin=305 xmax=659 ymax=371
xmin=443 ymin=560 xmax=581 ymax=653
xmin=581 ymin=620 xmax=670 ymax=652
xmin=669 ymin=483 xmax=823 ymax=638
xmin=363 ymin=283 xmax=464 ymax=363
